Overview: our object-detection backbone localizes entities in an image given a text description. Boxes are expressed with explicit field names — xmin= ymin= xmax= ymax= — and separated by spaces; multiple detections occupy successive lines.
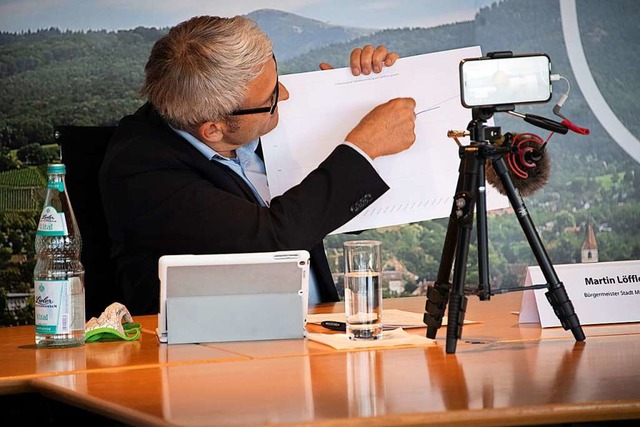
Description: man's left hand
xmin=319 ymin=45 xmax=400 ymax=76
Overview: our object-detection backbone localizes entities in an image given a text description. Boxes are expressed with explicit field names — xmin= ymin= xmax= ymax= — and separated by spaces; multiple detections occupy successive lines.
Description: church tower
xmin=581 ymin=221 xmax=598 ymax=263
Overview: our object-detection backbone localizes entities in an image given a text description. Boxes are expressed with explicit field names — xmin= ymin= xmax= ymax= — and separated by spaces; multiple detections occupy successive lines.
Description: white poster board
xmin=262 ymin=46 xmax=509 ymax=234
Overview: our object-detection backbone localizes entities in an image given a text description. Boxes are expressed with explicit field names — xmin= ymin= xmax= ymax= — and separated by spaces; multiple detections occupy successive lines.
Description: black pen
xmin=320 ymin=321 xmax=346 ymax=331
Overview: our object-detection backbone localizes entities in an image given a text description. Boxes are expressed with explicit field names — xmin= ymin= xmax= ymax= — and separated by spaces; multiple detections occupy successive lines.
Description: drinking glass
xmin=343 ymin=240 xmax=382 ymax=340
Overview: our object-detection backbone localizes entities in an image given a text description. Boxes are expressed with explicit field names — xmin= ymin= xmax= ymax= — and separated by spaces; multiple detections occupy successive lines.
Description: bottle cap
xmin=47 ymin=163 xmax=66 ymax=174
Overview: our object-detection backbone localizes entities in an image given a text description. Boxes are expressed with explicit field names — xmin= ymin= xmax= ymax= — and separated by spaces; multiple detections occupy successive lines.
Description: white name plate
xmin=519 ymin=260 xmax=640 ymax=327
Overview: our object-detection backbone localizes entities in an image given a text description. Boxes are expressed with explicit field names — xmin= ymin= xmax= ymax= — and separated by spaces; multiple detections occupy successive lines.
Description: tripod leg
xmin=424 ymin=215 xmax=456 ymax=338
xmin=491 ymin=157 xmax=585 ymax=341
xmin=424 ymin=163 xmax=464 ymax=339
xmin=424 ymin=149 xmax=476 ymax=342
xmin=476 ymin=159 xmax=491 ymax=301
xmin=445 ymin=153 xmax=480 ymax=354
xmin=446 ymin=229 xmax=471 ymax=353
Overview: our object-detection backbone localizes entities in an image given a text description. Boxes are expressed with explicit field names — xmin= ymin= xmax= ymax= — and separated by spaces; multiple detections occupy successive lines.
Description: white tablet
xmin=156 ymin=250 xmax=310 ymax=344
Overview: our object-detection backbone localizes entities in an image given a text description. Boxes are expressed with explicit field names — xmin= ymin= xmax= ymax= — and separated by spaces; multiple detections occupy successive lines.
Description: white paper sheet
xmin=306 ymin=328 xmax=436 ymax=350
xmin=262 ymin=46 xmax=509 ymax=234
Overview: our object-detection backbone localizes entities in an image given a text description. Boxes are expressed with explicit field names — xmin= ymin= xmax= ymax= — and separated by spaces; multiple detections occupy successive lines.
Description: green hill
xmin=0 ymin=168 xmax=46 ymax=213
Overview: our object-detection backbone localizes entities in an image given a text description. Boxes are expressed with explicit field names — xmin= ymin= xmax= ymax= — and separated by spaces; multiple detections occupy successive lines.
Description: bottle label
xmin=36 ymin=206 xmax=68 ymax=236
xmin=35 ymin=280 xmax=71 ymax=335
xmin=47 ymin=180 xmax=65 ymax=192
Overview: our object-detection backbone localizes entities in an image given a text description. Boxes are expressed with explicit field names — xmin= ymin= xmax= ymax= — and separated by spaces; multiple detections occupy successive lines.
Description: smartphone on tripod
xmin=460 ymin=53 xmax=552 ymax=108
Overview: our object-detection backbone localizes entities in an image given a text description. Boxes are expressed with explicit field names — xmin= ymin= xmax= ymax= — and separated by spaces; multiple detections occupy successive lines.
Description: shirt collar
xmin=170 ymin=126 xmax=259 ymax=162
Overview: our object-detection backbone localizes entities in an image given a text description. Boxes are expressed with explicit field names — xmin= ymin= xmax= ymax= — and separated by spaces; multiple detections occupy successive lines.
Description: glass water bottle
xmin=34 ymin=163 xmax=86 ymax=348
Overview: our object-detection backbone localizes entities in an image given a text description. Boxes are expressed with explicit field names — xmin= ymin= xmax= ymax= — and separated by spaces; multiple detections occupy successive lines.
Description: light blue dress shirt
xmin=172 ymin=128 xmax=321 ymax=304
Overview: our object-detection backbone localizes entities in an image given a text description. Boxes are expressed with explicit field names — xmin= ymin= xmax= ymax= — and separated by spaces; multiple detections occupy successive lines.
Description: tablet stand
xmin=422 ymin=106 xmax=586 ymax=354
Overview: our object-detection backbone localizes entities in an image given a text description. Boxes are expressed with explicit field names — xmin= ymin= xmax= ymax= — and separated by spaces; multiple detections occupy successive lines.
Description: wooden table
xmin=2 ymin=293 xmax=640 ymax=426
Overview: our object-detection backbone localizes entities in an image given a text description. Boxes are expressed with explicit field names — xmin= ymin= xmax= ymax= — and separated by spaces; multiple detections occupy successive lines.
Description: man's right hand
xmin=346 ymin=97 xmax=417 ymax=160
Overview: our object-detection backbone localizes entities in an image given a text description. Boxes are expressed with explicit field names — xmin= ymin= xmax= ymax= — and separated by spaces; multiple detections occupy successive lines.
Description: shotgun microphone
xmin=486 ymin=132 xmax=550 ymax=197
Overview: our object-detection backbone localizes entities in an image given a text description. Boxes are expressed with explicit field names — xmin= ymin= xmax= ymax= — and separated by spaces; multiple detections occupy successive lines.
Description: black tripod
xmin=423 ymin=106 xmax=586 ymax=354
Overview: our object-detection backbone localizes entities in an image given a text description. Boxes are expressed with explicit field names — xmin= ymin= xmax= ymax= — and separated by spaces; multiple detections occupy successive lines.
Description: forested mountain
xmin=245 ymin=9 xmax=375 ymax=61
xmin=0 ymin=27 xmax=155 ymax=146
xmin=0 ymin=8 xmax=376 ymax=147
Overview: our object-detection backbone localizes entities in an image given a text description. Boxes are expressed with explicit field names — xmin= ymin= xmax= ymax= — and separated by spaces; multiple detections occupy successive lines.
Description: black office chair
xmin=54 ymin=125 xmax=122 ymax=319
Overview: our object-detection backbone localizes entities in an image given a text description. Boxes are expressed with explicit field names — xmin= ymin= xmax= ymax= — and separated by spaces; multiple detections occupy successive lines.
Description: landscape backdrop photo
xmin=1 ymin=0 xmax=638 ymax=325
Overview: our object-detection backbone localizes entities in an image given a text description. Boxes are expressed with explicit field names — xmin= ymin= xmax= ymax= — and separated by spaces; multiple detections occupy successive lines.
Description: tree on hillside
xmin=16 ymin=143 xmax=54 ymax=165
xmin=0 ymin=144 xmax=17 ymax=172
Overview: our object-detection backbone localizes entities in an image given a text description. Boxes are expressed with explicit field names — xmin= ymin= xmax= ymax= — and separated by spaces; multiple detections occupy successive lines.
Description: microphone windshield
xmin=486 ymin=133 xmax=550 ymax=197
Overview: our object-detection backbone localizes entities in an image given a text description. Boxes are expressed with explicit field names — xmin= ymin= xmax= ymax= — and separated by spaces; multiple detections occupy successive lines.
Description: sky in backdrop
xmin=0 ymin=0 xmax=498 ymax=33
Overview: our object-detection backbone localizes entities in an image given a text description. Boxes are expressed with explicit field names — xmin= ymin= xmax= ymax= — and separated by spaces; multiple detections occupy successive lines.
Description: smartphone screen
xmin=460 ymin=54 xmax=552 ymax=108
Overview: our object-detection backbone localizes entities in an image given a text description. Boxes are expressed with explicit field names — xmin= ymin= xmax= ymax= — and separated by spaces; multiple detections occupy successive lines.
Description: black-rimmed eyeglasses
xmin=230 ymin=80 xmax=279 ymax=116
xmin=231 ymin=55 xmax=279 ymax=116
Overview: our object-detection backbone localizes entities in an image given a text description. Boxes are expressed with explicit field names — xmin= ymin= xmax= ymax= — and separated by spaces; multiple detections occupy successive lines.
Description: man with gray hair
xmin=100 ymin=15 xmax=416 ymax=315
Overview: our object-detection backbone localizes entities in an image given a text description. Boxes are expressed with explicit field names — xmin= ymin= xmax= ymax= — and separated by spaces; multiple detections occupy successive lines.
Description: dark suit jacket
xmin=99 ymin=103 xmax=389 ymax=315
